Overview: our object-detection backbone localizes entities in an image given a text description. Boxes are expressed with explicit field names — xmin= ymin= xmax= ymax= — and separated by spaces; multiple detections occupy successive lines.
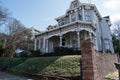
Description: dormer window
xmin=61 ymin=21 xmax=64 ymax=25
xmin=74 ymin=3 xmax=78 ymax=8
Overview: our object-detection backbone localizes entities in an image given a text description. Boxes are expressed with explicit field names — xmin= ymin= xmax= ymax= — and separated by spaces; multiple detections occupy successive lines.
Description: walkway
xmin=0 ymin=71 xmax=34 ymax=80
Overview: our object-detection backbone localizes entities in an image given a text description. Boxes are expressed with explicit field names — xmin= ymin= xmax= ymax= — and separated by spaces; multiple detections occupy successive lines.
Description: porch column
xmin=89 ymin=32 xmax=92 ymax=40
xmin=39 ymin=38 xmax=41 ymax=49
xmin=60 ymin=36 xmax=62 ymax=47
xmin=70 ymin=34 xmax=72 ymax=48
xmin=45 ymin=38 xmax=49 ymax=53
xmin=77 ymin=31 xmax=80 ymax=50
xmin=43 ymin=37 xmax=46 ymax=52
xmin=34 ymin=39 xmax=37 ymax=50
xmin=95 ymin=37 xmax=98 ymax=50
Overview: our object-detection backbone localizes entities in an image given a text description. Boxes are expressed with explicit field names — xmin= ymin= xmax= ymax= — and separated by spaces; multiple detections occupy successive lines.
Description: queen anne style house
xmin=34 ymin=0 xmax=114 ymax=53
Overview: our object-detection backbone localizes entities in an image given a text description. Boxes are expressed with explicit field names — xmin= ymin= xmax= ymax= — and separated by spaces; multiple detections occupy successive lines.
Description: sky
xmin=1 ymin=0 xmax=120 ymax=31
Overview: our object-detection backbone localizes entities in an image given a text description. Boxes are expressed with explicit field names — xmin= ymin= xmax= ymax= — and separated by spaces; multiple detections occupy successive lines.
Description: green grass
xmin=105 ymin=71 xmax=118 ymax=79
xmin=0 ymin=57 xmax=26 ymax=69
xmin=11 ymin=55 xmax=81 ymax=76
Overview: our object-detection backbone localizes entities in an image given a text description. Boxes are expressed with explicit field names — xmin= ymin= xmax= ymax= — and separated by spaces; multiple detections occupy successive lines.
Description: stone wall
xmin=81 ymin=40 xmax=118 ymax=80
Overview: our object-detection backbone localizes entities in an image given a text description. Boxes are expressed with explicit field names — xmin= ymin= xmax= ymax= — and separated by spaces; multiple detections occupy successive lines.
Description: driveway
xmin=0 ymin=71 xmax=34 ymax=80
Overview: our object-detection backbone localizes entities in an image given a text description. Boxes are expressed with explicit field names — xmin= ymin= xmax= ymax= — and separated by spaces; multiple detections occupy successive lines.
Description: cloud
xmin=45 ymin=17 xmax=54 ymax=21
xmin=103 ymin=0 xmax=120 ymax=11
xmin=102 ymin=0 xmax=120 ymax=22
xmin=110 ymin=13 xmax=120 ymax=22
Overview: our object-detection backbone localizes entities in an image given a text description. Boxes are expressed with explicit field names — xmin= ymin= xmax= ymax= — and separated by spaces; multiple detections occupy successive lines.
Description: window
xmin=64 ymin=18 xmax=67 ymax=24
xmin=62 ymin=39 xmax=65 ymax=46
xmin=64 ymin=17 xmax=69 ymax=24
xmin=71 ymin=13 xmax=76 ymax=22
xmin=61 ymin=21 xmax=64 ymax=25
xmin=59 ymin=21 xmax=64 ymax=26
xmin=74 ymin=3 xmax=78 ymax=8
xmin=85 ymin=11 xmax=91 ymax=21
xmin=85 ymin=15 xmax=91 ymax=21
xmin=78 ymin=11 xmax=82 ymax=20
xmin=104 ymin=39 xmax=110 ymax=51
xmin=85 ymin=10 xmax=89 ymax=15
xmin=59 ymin=18 xmax=69 ymax=26
xmin=59 ymin=21 xmax=61 ymax=26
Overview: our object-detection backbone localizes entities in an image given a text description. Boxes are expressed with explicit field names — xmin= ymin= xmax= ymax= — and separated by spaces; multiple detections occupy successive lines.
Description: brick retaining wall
xmin=95 ymin=52 xmax=117 ymax=80
xmin=81 ymin=40 xmax=118 ymax=80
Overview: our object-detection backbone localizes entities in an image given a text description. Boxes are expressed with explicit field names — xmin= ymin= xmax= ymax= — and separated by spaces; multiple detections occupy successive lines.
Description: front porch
xmin=38 ymin=30 xmax=95 ymax=53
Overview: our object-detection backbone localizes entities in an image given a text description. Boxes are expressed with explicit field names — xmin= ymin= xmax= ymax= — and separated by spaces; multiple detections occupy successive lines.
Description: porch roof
xmin=35 ymin=21 xmax=96 ymax=37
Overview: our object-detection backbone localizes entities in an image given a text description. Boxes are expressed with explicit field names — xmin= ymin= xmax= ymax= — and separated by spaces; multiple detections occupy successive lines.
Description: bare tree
xmin=112 ymin=20 xmax=120 ymax=50
xmin=0 ymin=7 xmax=8 ymax=25
xmin=112 ymin=22 xmax=120 ymax=80
xmin=0 ymin=3 xmax=9 ymax=56
xmin=0 ymin=2 xmax=9 ymax=29
xmin=4 ymin=18 xmax=32 ymax=57
xmin=112 ymin=20 xmax=120 ymax=64
xmin=0 ymin=2 xmax=33 ymax=57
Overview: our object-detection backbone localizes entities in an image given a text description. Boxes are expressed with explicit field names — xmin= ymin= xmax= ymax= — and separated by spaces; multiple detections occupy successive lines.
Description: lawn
xmin=0 ymin=57 xmax=26 ymax=69
xmin=10 ymin=55 xmax=81 ymax=76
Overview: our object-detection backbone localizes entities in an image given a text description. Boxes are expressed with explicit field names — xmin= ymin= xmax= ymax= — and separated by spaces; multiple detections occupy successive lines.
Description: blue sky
xmin=1 ymin=0 xmax=120 ymax=31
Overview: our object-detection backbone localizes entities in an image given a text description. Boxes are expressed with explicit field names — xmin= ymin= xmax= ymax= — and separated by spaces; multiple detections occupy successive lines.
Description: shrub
xmin=29 ymin=49 xmax=41 ymax=57
xmin=40 ymin=47 xmax=81 ymax=57
xmin=0 ymin=48 xmax=6 ymax=57
xmin=54 ymin=47 xmax=73 ymax=55
xmin=19 ymin=51 xmax=29 ymax=57
xmin=53 ymin=47 xmax=81 ymax=56
xmin=0 ymin=48 xmax=3 ymax=56
xmin=14 ymin=49 xmax=42 ymax=58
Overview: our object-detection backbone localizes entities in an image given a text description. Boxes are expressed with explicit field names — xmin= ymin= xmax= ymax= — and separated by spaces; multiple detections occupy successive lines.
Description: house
xmin=19 ymin=27 xmax=41 ymax=51
xmin=0 ymin=33 xmax=6 ymax=48
xmin=34 ymin=0 xmax=114 ymax=53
